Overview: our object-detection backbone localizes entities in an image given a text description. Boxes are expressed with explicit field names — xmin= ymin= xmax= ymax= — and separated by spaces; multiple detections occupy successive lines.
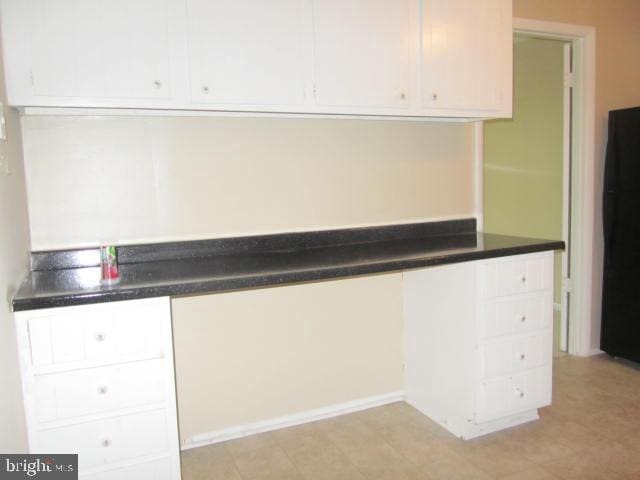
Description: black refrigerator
xmin=601 ymin=106 xmax=640 ymax=362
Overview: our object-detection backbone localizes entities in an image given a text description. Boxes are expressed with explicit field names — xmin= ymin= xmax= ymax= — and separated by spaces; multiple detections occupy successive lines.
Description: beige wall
xmin=513 ymin=0 xmax=640 ymax=351
xmin=173 ymin=274 xmax=403 ymax=444
xmin=21 ymin=116 xmax=474 ymax=250
xmin=0 ymin=41 xmax=30 ymax=451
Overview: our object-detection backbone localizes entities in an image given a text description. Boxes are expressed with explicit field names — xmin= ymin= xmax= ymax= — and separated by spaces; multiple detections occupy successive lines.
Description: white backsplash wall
xmin=21 ymin=115 xmax=474 ymax=250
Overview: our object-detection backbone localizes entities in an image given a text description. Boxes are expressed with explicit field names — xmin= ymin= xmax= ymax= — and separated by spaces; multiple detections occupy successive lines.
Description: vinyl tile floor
xmin=181 ymin=355 xmax=640 ymax=480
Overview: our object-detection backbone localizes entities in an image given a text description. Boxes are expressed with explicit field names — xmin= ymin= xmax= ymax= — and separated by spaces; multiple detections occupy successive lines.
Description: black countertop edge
xmin=31 ymin=218 xmax=476 ymax=271
xmin=12 ymin=239 xmax=564 ymax=312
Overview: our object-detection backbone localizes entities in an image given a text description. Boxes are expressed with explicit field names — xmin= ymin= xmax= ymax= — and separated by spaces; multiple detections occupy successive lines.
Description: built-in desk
xmin=11 ymin=219 xmax=563 ymax=479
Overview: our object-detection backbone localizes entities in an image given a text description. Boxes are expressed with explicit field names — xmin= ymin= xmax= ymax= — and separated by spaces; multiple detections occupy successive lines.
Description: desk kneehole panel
xmin=15 ymin=298 xmax=181 ymax=480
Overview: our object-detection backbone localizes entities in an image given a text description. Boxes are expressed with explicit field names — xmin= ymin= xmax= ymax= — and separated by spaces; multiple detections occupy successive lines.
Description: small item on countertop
xmin=100 ymin=245 xmax=120 ymax=284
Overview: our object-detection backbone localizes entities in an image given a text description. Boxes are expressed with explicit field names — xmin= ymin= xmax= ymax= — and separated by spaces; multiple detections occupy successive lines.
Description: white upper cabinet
xmin=421 ymin=0 xmax=512 ymax=117
xmin=311 ymin=0 xmax=415 ymax=112
xmin=0 ymin=0 xmax=513 ymax=119
xmin=1 ymin=0 xmax=177 ymax=107
xmin=186 ymin=0 xmax=307 ymax=108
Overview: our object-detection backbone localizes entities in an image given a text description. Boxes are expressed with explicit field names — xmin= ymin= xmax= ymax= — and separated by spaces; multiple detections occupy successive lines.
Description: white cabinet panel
xmin=25 ymin=0 xmax=172 ymax=101
xmin=35 ymin=410 xmax=169 ymax=471
xmin=1 ymin=0 xmax=513 ymax=118
xmin=421 ymin=0 xmax=512 ymax=116
xmin=480 ymin=254 xmax=553 ymax=298
xmin=27 ymin=302 xmax=166 ymax=369
xmin=480 ymin=330 xmax=551 ymax=380
xmin=481 ymin=292 xmax=553 ymax=339
xmin=186 ymin=0 xmax=307 ymax=106
xmin=33 ymin=359 xmax=166 ymax=423
xmin=476 ymin=366 xmax=551 ymax=423
xmin=312 ymin=0 xmax=414 ymax=110
xmin=404 ymin=252 xmax=554 ymax=439
xmin=15 ymin=298 xmax=181 ymax=479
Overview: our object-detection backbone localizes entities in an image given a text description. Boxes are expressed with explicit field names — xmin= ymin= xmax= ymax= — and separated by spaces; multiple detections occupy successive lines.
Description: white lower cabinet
xmin=403 ymin=251 xmax=554 ymax=439
xmin=15 ymin=298 xmax=181 ymax=480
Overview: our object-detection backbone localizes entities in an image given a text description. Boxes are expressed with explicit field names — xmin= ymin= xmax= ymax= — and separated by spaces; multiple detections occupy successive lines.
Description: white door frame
xmin=475 ymin=18 xmax=596 ymax=356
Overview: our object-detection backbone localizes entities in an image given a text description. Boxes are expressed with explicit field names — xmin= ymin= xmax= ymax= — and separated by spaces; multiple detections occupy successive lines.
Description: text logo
xmin=0 ymin=455 xmax=77 ymax=479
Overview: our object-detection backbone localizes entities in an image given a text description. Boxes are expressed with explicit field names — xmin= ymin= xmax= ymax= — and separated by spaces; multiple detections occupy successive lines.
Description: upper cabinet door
xmin=311 ymin=0 xmax=414 ymax=111
xmin=186 ymin=0 xmax=307 ymax=107
xmin=421 ymin=0 xmax=512 ymax=116
xmin=15 ymin=0 xmax=173 ymax=103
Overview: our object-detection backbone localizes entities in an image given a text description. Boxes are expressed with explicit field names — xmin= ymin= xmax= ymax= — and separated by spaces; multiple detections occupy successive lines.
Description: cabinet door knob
xmin=95 ymin=333 xmax=106 ymax=342
xmin=521 ymin=276 xmax=527 ymax=284
xmin=432 ymin=93 xmax=438 ymax=101
xmin=520 ymin=315 xmax=527 ymax=323
xmin=520 ymin=391 xmax=525 ymax=398
xmin=97 ymin=385 xmax=108 ymax=395
xmin=101 ymin=438 xmax=112 ymax=448
xmin=153 ymin=80 xmax=162 ymax=88
xmin=202 ymin=85 xmax=210 ymax=94
xmin=520 ymin=353 xmax=526 ymax=360
xmin=400 ymin=92 xmax=406 ymax=100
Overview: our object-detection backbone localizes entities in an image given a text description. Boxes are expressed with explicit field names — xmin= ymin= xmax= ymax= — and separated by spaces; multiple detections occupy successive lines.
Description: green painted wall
xmin=483 ymin=37 xmax=565 ymax=349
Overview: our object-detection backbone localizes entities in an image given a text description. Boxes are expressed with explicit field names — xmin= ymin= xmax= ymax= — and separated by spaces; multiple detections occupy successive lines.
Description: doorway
xmin=477 ymin=18 xmax=596 ymax=356
xmin=483 ymin=34 xmax=571 ymax=353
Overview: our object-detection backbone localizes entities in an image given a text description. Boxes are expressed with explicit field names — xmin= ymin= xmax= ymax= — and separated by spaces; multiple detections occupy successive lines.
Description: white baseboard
xmin=181 ymin=390 xmax=405 ymax=451
xmin=588 ymin=348 xmax=604 ymax=356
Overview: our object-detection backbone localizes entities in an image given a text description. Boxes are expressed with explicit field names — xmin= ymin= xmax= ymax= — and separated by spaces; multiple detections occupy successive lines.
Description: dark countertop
xmin=12 ymin=221 xmax=564 ymax=311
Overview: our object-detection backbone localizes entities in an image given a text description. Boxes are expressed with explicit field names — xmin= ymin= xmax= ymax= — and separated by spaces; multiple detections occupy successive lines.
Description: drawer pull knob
xmin=520 ymin=354 xmax=526 ymax=360
xmin=521 ymin=276 xmax=527 ymax=284
xmin=521 ymin=315 xmax=526 ymax=323
xmin=95 ymin=333 xmax=106 ymax=342
xmin=101 ymin=439 xmax=112 ymax=448
xmin=520 ymin=391 xmax=525 ymax=398
xmin=153 ymin=80 xmax=162 ymax=88
xmin=202 ymin=85 xmax=210 ymax=94
xmin=97 ymin=386 xmax=108 ymax=395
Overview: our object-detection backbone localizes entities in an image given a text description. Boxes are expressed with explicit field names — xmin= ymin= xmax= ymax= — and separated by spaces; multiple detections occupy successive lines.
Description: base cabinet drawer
xmin=479 ymin=329 xmax=552 ymax=380
xmin=33 ymin=359 xmax=167 ymax=423
xmin=481 ymin=254 xmax=552 ymax=298
xmin=34 ymin=410 xmax=170 ymax=471
xmin=476 ymin=366 xmax=551 ymax=423
xmin=80 ymin=457 xmax=174 ymax=480
xmin=480 ymin=292 xmax=552 ymax=338
xmin=27 ymin=302 xmax=166 ymax=368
